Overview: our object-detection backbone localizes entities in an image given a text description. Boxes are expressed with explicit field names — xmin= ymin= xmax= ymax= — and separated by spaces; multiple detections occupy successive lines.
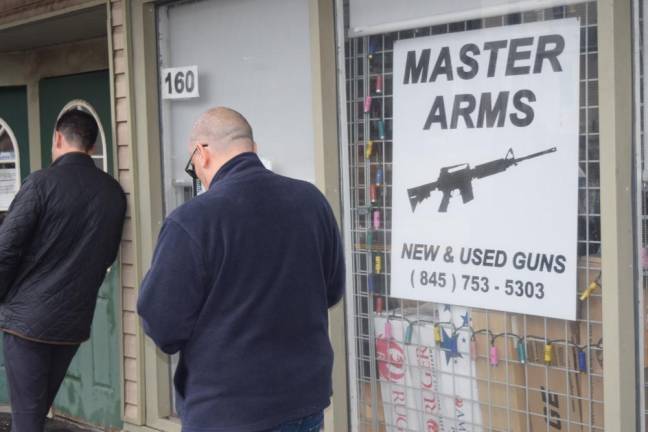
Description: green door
xmin=39 ymin=71 xmax=122 ymax=429
xmin=0 ymin=86 xmax=30 ymax=404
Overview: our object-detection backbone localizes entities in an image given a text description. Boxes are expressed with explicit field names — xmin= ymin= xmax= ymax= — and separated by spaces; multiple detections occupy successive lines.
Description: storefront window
xmin=342 ymin=2 xmax=602 ymax=430
xmin=0 ymin=118 xmax=20 ymax=212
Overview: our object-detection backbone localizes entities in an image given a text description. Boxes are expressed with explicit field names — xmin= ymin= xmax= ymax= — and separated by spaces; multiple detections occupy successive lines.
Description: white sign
xmin=0 ymin=166 xmax=17 ymax=211
xmin=390 ymin=19 xmax=580 ymax=320
xmin=161 ymin=66 xmax=199 ymax=100
xmin=349 ymin=0 xmax=585 ymax=36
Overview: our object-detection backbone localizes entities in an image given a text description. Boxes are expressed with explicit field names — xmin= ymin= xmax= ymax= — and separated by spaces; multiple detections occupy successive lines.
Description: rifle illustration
xmin=407 ymin=147 xmax=557 ymax=213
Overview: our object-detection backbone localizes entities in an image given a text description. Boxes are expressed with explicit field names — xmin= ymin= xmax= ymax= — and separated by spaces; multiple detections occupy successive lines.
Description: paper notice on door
xmin=0 ymin=166 xmax=18 ymax=211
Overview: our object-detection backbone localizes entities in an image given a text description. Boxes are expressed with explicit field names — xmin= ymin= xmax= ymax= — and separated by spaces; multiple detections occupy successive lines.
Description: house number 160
xmin=161 ymin=66 xmax=199 ymax=100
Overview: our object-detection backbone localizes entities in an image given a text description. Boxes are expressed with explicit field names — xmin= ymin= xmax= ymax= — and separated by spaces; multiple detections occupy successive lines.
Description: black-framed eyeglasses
xmin=184 ymin=144 xmax=208 ymax=180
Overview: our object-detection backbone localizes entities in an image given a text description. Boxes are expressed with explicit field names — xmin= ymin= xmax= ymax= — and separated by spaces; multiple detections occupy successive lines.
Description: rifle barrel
xmin=514 ymin=147 xmax=557 ymax=163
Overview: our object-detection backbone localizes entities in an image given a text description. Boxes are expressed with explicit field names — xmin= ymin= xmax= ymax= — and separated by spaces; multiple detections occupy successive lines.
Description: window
xmin=0 ymin=118 xmax=20 ymax=211
xmin=342 ymin=2 xmax=603 ymax=430
xmin=57 ymin=100 xmax=108 ymax=173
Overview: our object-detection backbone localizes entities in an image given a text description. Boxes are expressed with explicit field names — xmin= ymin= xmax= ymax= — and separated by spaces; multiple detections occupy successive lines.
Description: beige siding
xmin=118 ymin=146 xmax=130 ymax=170
xmin=124 ymin=334 xmax=138 ymax=358
xmin=114 ymin=50 xmax=127 ymax=75
xmin=115 ymin=74 xmax=128 ymax=99
xmin=0 ymin=0 xmax=89 ymax=25
xmin=111 ymin=0 xmax=143 ymax=424
xmin=110 ymin=1 xmax=124 ymax=27
xmin=123 ymin=287 xmax=137 ymax=313
xmin=113 ymin=25 xmax=126 ymax=51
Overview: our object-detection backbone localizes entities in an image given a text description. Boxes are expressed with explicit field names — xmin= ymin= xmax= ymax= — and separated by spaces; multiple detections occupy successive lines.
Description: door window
xmin=0 ymin=118 xmax=20 ymax=211
xmin=57 ymin=100 xmax=108 ymax=172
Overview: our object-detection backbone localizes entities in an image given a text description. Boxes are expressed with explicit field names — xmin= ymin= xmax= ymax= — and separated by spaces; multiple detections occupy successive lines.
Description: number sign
xmin=161 ymin=66 xmax=199 ymax=100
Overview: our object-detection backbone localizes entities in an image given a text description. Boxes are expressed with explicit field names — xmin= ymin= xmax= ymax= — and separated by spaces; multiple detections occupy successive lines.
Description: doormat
xmin=0 ymin=413 xmax=96 ymax=432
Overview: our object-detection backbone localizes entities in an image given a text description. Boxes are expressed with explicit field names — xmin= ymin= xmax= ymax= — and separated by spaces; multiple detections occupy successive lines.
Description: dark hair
xmin=55 ymin=109 xmax=99 ymax=152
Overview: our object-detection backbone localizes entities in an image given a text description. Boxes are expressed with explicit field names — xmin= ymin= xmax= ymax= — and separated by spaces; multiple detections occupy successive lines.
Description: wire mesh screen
xmin=342 ymin=2 xmax=603 ymax=431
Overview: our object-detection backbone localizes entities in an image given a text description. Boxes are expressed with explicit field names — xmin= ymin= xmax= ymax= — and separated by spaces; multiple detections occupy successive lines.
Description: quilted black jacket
xmin=0 ymin=152 xmax=126 ymax=344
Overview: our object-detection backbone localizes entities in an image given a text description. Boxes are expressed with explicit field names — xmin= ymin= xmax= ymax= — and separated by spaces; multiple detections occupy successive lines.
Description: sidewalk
xmin=0 ymin=413 xmax=98 ymax=432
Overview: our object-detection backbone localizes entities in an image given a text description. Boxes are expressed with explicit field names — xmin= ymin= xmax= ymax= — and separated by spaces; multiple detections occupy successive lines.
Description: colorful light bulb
xmin=580 ymin=280 xmax=600 ymax=301
xmin=378 ymin=120 xmax=385 ymax=140
xmin=544 ymin=343 xmax=553 ymax=365
xmin=490 ymin=344 xmax=499 ymax=366
xmin=367 ymin=275 xmax=374 ymax=293
xmin=517 ymin=339 xmax=527 ymax=364
xmin=375 ymin=168 xmax=384 ymax=186
xmin=374 ymin=255 xmax=382 ymax=274
xmin=368 ymin=39 xmax=377 ymax=59
xmin=375 ymin=75 xmax=383 ymax=94
xmin=364 ymin=96 xmax=372 ymax=113
xmin=404 ymin=324 xmax=413 ymax=344
xmin=372 ymin=210 xmax=381 ymax=230
xmin=367 ymin=231 xmax=373 ymax=249
xmin=365 ymin=140 xmax=373 ymax=159
xmin=370 ymin=184 xmax=378 ymax=204
xmin=578 ymin=350 xmax=587 ymax=373
xmin=375 ymin=296 xmax=383 ymax=313
xmin=433 ymin=325 xmax=442 ymax=344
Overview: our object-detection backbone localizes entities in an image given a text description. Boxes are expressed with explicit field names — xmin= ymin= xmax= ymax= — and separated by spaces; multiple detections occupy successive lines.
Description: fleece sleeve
xmin=0 ymin=177 xmax=41 ymax=300
xmin=137 ymin=219 xmax=207 ymax=354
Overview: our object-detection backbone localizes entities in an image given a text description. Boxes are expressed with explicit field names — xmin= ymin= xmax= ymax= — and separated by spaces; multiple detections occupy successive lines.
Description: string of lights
xmin=374 ymin=312 xmax=603 ymax=374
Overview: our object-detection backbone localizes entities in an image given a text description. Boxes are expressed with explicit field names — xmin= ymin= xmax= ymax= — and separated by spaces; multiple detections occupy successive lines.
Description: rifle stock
xmin=407 ymin=181 xmax=438 ymax=211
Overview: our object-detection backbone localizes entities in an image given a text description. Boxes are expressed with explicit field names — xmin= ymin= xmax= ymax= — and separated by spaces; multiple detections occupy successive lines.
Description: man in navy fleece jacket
xmin=137 ymin=107 xmax=345 ymax=432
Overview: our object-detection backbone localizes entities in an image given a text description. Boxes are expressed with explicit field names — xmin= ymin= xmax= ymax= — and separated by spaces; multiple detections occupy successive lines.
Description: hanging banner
xmin=374 ymin=305 xmax=482 ymax=431
xmin=390 ymin=18 xmax=580 ymax=320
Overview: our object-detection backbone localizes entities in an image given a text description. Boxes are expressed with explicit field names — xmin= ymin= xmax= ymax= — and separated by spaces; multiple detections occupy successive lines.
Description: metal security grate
xmin=342 ymin=3 xmax=602 ymax=431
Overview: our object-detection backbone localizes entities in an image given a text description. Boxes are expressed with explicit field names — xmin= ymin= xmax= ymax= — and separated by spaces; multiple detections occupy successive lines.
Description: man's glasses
xmin=184 ymin=144 xmax=208 ymax=180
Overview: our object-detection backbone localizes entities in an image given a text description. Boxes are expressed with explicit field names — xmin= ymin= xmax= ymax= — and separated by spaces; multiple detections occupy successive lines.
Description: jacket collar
xmin=209 ymin=152 xmax=265 ymax=189
xmin=51 ymin=152 xmax=95 ymax=168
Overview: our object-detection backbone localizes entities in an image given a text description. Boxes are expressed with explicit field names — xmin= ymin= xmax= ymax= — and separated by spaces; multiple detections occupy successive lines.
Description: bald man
xmin=137 ymin=108 xmax=345 ymax=432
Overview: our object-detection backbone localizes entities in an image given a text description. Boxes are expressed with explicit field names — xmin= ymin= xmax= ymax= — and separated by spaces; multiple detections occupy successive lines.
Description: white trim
xmin=0 ymin=118 xmax=21 ymax=212
xmin=348 ymin=0 xmax=587 ymax=36
xmin=58 ymin=100 xmax=108 ymax=173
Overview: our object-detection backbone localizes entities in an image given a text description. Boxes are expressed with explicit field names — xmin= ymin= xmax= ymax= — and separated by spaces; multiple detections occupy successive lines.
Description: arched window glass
xmin=58 ymin=100 xmax=107 ymax=172
xmin=0 ymin=118 xmax=20 ymax=211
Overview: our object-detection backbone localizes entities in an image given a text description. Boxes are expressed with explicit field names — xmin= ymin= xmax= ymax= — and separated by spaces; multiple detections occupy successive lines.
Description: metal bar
xmin=333 ymin=1 xmax=358 ymax=430
xmin=598 ymin=0 xmax=638 ymax=431
xmin=632 ymin=0 xmax=646 ymax=429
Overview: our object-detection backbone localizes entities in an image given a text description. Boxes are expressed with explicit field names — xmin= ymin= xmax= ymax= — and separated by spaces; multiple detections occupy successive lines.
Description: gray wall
xmin=158 ymin=0 xmax=315 ymax=212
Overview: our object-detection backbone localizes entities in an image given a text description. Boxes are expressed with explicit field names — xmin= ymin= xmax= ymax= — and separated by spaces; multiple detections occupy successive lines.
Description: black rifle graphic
xmin=407 ymin=147 xmax=557 ymax=213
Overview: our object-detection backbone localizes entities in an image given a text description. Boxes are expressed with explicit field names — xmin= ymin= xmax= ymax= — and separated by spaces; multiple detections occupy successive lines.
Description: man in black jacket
xmin=0 ymin=109 xmax=126 ymax=432
xmin=138 ymin=107 xmax=345 ymax=432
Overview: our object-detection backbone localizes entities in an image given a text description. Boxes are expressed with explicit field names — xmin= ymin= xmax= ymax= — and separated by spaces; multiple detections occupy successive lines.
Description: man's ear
xmin=197 ymin=145 xmax=210 ymax=168
xmin=53 ymin=130 xmax=64 ymax=149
